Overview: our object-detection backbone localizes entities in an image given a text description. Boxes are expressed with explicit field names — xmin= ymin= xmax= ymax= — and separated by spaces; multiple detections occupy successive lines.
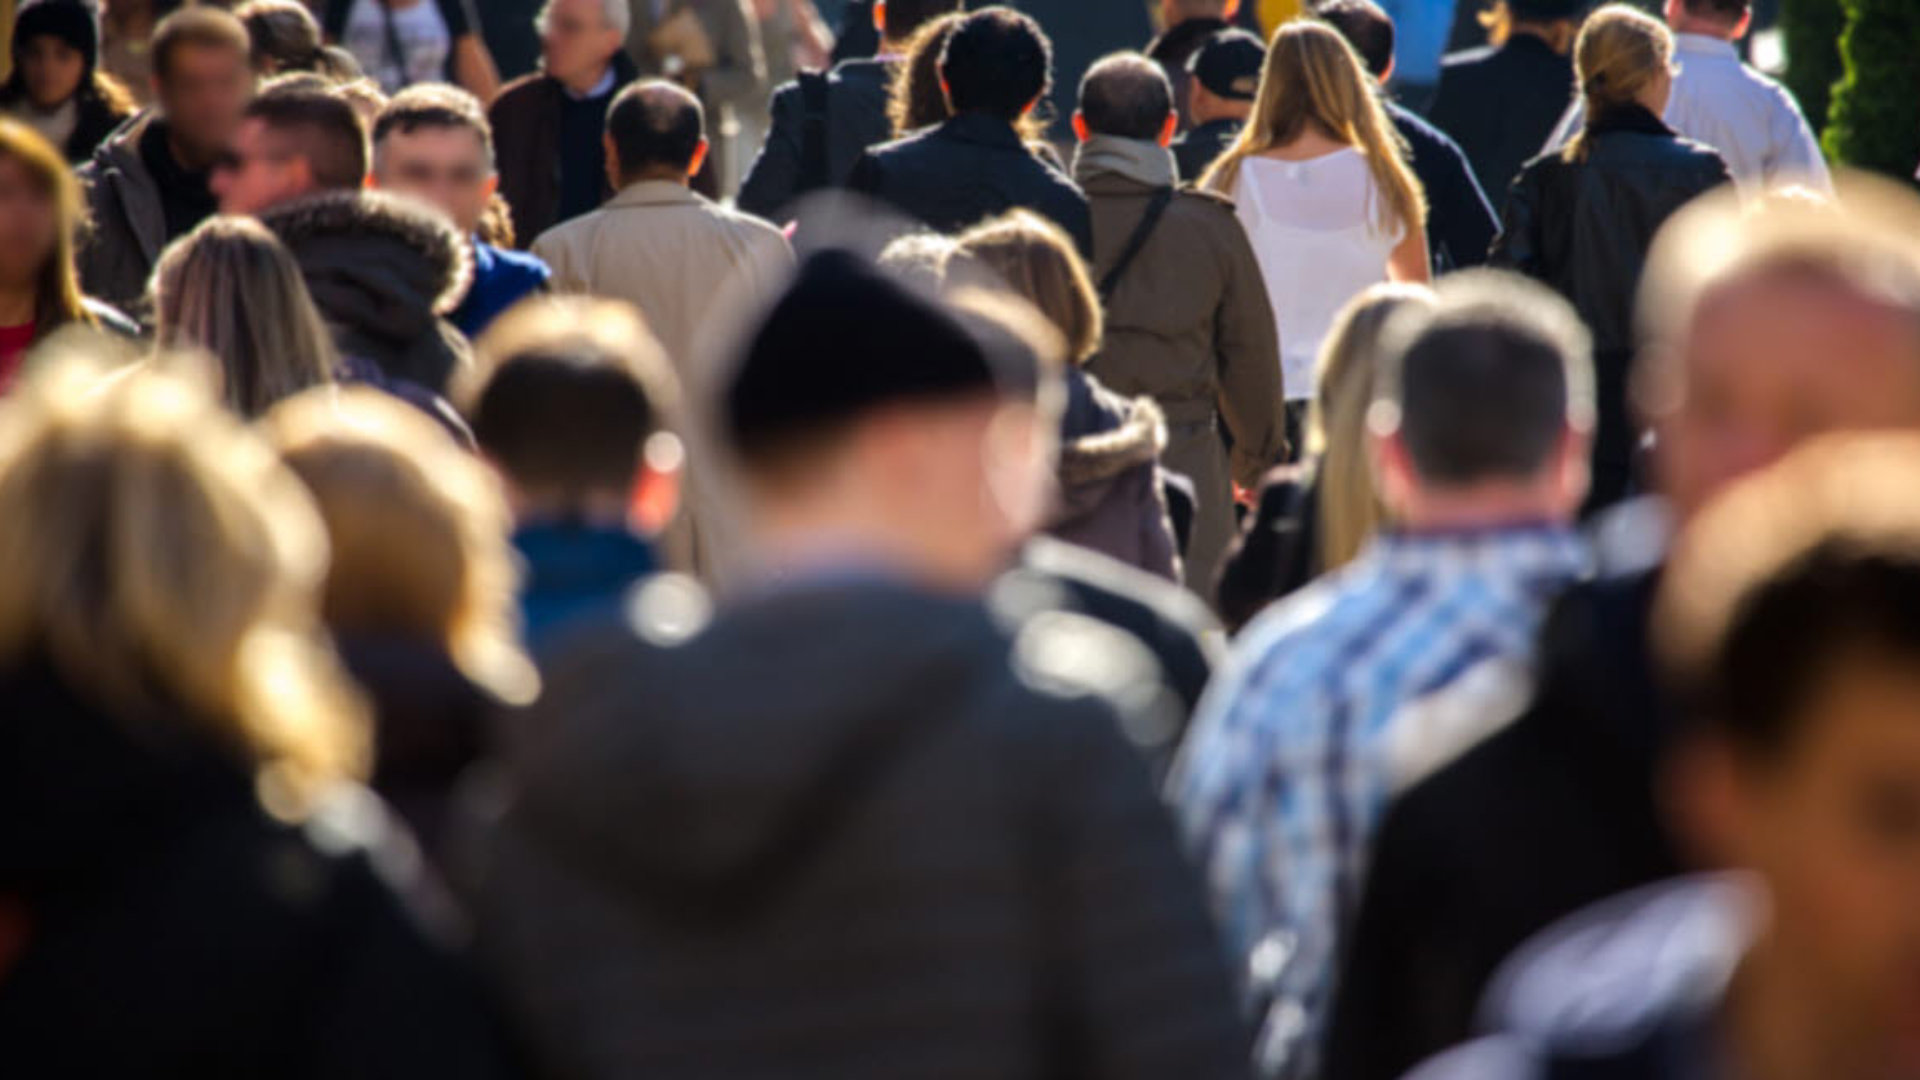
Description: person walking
xmin=1171 ymin=27 xmax=1261 ymax=182
xmin=1147 ymin=0 xmax=1240 ymax=132
xmin=1491 ymin=3 xmax=1729 ymax=510
xmin=1429 ymin=0 xmax=1582 ymax=202
xmin=319 ymin=0 xmax=499 ymax=100
xmin=0 ymin=0 xmax=136 ymax=165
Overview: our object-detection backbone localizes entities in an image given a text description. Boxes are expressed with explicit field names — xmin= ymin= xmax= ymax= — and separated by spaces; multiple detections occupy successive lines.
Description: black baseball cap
xmin=1188 ymin=29 xmax=1265 ymax=102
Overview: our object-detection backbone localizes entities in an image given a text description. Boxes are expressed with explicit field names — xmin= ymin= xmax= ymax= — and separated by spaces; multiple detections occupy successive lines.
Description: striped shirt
xmin=1171 ymin=525 xmax=1589 ymax=1079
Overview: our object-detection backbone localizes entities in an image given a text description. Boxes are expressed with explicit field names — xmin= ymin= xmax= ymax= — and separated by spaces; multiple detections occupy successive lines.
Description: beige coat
xmin=533 ymin=180 xmax=793 ymax=585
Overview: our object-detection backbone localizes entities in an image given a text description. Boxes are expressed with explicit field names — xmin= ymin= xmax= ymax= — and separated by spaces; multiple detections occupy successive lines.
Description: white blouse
xmin=1232 ymin=150 xmax=1402 ymax=402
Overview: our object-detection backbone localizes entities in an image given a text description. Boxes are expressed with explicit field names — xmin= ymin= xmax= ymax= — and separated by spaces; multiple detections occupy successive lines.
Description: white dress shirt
xmin=1546 ymin=33 xmax=1831 ymax=193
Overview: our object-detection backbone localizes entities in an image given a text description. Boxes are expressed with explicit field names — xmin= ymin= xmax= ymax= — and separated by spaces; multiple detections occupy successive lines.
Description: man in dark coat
xmin=1170 ymin=27 xmax=1260 ymax=182
xmin=849 ymin=7 xmax=1093 ymax=254
xmin=1318 ymin=0 xmax=1499 ymax=270
xmin=1324 ymin=182 xmax=1920 ymax=1080
xmin=1145 ymin=0 xmax=1237 ymax=133
xmin=465 ymin=250 xmax=1250 ymax=1079
xmin=737 ymin=0 xmax=961 ymax=221
xmin=1428 ymin=0 xmax=1582 ymax=204
xmin=77 ymin=7 xmax=253 ymax=319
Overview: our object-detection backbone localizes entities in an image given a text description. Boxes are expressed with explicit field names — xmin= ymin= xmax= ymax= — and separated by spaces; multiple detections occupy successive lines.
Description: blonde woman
xmin=265 ymin=385 xmax=536 ymax=862
xmin=1492 ymin=3 xmax=1728 ymax=510
xmin=153 ymin=215 xmax=339 ymax=418
xmin=1215 ymin=282 xmax=1433 ymax=630
xmin=1202 ymin=19 xmax=1428 ymax=429
xmin=0 ymin=362 xmax=515 ymax=1072
xmin=954 ymin=210 xmax=1181 ymax=583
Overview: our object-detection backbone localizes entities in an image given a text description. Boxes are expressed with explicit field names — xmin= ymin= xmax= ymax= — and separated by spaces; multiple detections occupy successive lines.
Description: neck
xmin=558 ymin=61 xmax=612 ymax=97
xmin=1672 ymin=16 xmax=1739 ymax=40
xmin=1510 ymin=20 xmax=1572 ymax=53
xmin=1195 ymin=104 xmax=1250 ymax=126
xmin=750 ymin=493 xmax=997 ymax=595
xmin=166 ymin=129 xmax=217 ymax=173
xmin=1395 ymin=479 xmax=1568 ymax=534
xmin=1725 ymin=945 xmax=1876 ymax=1080
xmin=512 ymin=489 xmax=632 ymax=530
xmin=0 ymin=282 xmax=38 ymax=326
xmin=622 ymin=169 xmax=688 ymax=187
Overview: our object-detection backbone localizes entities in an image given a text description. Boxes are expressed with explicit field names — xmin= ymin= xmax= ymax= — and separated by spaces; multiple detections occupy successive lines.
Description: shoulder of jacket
xmin=492 ymin=73 xmax=553 ymax=107
xmin=1177 ymin=184 xmax=1237 ymax=212
xmin=988 ymin=583 xmax=1171 ymax=714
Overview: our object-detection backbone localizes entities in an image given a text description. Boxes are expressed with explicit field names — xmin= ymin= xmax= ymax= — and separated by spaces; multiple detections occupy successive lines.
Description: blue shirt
xmin=454 ymin=240 xmax=550 ymax=338
xmin=1171 ymin=524 xmax=1587 ymax=1077
xmin=1378 ymin=0 xmax=1458 ymax=88
xmin=514 ymin=521 xmax=659 ymax=653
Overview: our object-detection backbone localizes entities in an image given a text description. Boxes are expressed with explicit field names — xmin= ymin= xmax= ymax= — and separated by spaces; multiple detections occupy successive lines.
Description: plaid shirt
xmin=1171 ymin=524 xmax=1589 ymax=1078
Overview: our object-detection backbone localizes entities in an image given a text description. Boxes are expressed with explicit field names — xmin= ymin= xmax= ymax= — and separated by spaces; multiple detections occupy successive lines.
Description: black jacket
xmin=1491 ymin=107 xmax=1728 ymax=480
xmin=466 ymin=577 xmax=1249 ymax=1079
xmin=1173 ymin=117 xmax=1240 ymax=183
xmin=849 ymin=112 xmax=1095 ymax=255
xmin=0 ymin=663 xmax=519 ymax=1079
xmin=77 ymin=111 xmax=188 ymax=318
xmin=1390 ymin=101 xmax=1497 ymax=271
xmin=488 ymin=52 xmax=640 ymax=248
xmin=738 ymin=57 xmax=898 ymax=222
xmin=1324 ymin=567 xmax=1682 ymax=1080
xmin=1213 ymin=462 xmax=1320 ymax=634
xmin=1430 ymin=33 xmax=1576 ymax=200
xmin=262 ymin=190 xmax=474 ymax=394
xmin=1147 ymin=15 xmax=1230 ymax=133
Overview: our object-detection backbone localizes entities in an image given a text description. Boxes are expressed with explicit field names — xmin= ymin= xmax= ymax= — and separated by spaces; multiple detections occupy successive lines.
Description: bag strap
xmin=796 ymin=70 xmax=832 ymax=194
xmin=1097 ymin=186 xmax=1175 ymax=301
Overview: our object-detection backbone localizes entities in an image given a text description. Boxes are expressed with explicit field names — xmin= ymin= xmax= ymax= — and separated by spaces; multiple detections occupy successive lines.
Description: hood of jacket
xmin=261 ymin=190 xmax=473 ymax=347
xmin=1056 ymin=368 xmax=1166 ymax=520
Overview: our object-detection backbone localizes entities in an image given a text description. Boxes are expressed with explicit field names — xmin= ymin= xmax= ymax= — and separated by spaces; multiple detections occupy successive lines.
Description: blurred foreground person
xmin=458 ymin=297 xmax=687 ymax=652
xmin=1413 ymin=434 xmax=1920 ymax=1080
xmin=0 ymin=365 xmax=517 ymax=1077
xmin=1174 ymin=269 xmax=1593 ymax=1079
xmin=1329 ymin=180 xmax=1920 ymax=1080
xmin=373 ymin=85 xmax=550 ymax=338
xmin=79 ymin=7 xmax=254 ymax=316
xmin=0 ymin=119 xmax=133 ymax=392
xmin=1492 ymin=3 xmax=1730 ymax=511
xmin=466 ymin=251 xmax=1249 ymax=1078
xmin=1072 ymin=53 xmax=1284 ymax=594
xmin=0 ymin=0 xmax=136 ymax=165
xmin=268 ymin=387 xmax=537 ymax=866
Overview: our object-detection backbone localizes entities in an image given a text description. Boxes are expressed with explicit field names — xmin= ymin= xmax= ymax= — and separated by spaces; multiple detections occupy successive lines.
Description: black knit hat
xmin=1507 ymin=0 xmax=1588 ymax=20
xmin=1188 ymin=29 xmax=1265 ymax=102
xmin=725 ymin=250 xmax=1042 ymax=455
xmin=12 ymin=0 xmax=102 ymax=74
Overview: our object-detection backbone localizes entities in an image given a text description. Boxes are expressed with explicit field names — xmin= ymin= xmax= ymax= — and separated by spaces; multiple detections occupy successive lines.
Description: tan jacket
xmin=1075 ymin=138 xmax=1286 ymax=595
xmin=533 ymin=180 xmax=793 ymax=584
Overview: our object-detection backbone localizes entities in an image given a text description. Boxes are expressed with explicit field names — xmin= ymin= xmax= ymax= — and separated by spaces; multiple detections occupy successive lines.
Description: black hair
xmin=246 ymin=85 xmax=368 ymax=190
xmin=606 ymin=79 xmax=705 ymax=179
xmin=1316 ymin=0 xmax=1395 ymax=80
xmin=1077 ymin=52 xmax=1173 ymax=141
xmin=938 ymin=7 xmax=1051 ymax=122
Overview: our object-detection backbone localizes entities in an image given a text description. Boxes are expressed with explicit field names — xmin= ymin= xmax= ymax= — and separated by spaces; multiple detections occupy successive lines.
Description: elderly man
xmin=490 ymin=0 xmax=639 ymax=246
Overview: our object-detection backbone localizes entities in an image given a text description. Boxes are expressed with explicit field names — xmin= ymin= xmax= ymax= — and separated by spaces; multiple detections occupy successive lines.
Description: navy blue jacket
xmin=452 ymin=240 xmax=549 ymax=339
xmin=1389 ymin=101 xmax=1498 ymax=271
xmin=738 ymin=58 xmax=899 ymax=222
xmin=514 ymin=521 xmax=661 ymax=654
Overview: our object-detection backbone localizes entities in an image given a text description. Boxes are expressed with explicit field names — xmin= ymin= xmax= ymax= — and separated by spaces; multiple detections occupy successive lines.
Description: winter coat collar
xmin=936 ymin=111 xmax=1027 ymax=151
xmin=1587 ymin=101 xmax=1677 ymax=140
xmin=605 ymin=179 xmax=708 ymax=210
xmin=261 ymin=189 xmax=474 ymax=320
xmin=1072 ymin=134 xmax=1177 ymax=190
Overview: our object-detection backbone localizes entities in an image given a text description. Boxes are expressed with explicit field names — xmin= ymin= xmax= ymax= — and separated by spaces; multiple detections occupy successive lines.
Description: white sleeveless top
xmin=1232 ymin=150 xmax=1402 ymax=401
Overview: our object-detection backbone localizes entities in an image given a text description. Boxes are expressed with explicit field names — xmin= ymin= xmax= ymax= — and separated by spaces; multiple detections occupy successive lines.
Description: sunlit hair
xmin=1476 ymin=0 xmax=1581 ymax=50
xmin=264 ymin=387 xmax=539 ymax=707
xmin=1312 ymin=282 xmax=1433 ymax=572
xmin=1563 ymin=4 xmax=1673 ymax=164
xmin=888 ymin=12 xmax=1047 ymax=144
xmin=153 ymin=216 xmax=338 ymax=418
xmin=235 ymin=0 xmax=361 ymax=80
xmin=0 ymin=360 xmax=368 ymax=810
xmin=1202 ymin=19 xmax=1425 ymax=237
xmin=0 ymin=120 xmax=94 ymax=337
xmin=953 ymin=210 xmax=1103 ymax=364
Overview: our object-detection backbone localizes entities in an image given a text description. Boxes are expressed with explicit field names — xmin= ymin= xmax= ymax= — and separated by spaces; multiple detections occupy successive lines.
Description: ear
xmin=603 ymin=131 xmax=622 ymax=188
xmin=686 ymin=137 xmax=710 ymax=180
xmin=1223 ymin=0 xmax=1242 ymax=18
xmin=1021 ymin=95 xmax=1040 ymax=117
xmin=1663 ymin=733 xmax=1752 ymax=870
xmin=1380 ymin=55 xmax=1395 ymax=86
xmin=1071 ymin=111 xmax=1090 ymax=143
xmin=1369 ymin=424 xmax=1418 ymax=514
xmin=1157 ymin=111 xmax=1177 ymax=148
xmin=482 ymin=173 xmax=499 ymax=198
xmin=872 ymin=0 xmax=886 ymax=36
xmin=1550 ymin=424 xmax=1593 ymax=514
xmin=629 ymin=453 xmax=683 ymax=536
xmin=1731 ymin=8 xmax=1753 ymax=40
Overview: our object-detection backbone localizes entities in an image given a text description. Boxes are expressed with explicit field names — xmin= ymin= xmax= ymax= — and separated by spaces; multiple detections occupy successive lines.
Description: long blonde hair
xmin=264 ymin=387 xmax=539 ymax=707
xmin=0 ymin=360 xmax=368 ymax=810
xmin=953 ymin=210 xmax=1104 ymax=364
xmin=154 ymin=216 xmax=339 ymax=418
xmin=1563 ymin=4 xmax=1673 ymax=163
xmin=1202 ymin=20 xmax=1426 ymax=237
xmin=1312 ymin=282 xmax=1435 ymax=571
xmin=0 ymin=120 xmax=94 ymax=338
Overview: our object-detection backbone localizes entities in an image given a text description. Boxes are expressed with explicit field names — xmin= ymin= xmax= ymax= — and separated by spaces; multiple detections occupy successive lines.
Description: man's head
xmin=1074 ymin=53 xmax=1175 ymax=147
xmin=603 ymin=79 xmax=707 ymax=188
xmin=874 ymin=0 xmax=964 ymax=49
xmin=938 ymin=7 xmax=1051 ymax=124
xmin=459 ymin=297 xmax=681 ymax=531
xmin=372 ymin=84 xmax=494 ymax=236
xmin=1660 ymin=434 xmax=1920 ymax=1072
xmin=1160 ymin=0 xmax=1239 ymax=27
xmin=1638 ymin=180 xmax=1920 ymax=524
xmin=724 ymin=251 xmax=1065 ymax=591
xmin=537 ymin=0 xmax=628 ymax=89
xmin=1369 ymin=269 xmax=1594 ymax=526
xmin=151 ymin=7 xmax=254 ymax=165
xmin=1664 ymin=0 xmax=1751 ymax=40
xmin=1185 ymin=28 xmax=1263 ymax=126
xmin=1317 ymin=0 xmax=1395 ymax=83
xmin=212 ymin=85 xmax=366 ymax=215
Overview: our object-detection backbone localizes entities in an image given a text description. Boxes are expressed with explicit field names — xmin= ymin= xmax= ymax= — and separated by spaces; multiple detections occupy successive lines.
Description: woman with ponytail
xmin=1491 ymin=3 xmax=1728 ymax=512
xmin=1201 ymin=19 xmax=1428 ymax=446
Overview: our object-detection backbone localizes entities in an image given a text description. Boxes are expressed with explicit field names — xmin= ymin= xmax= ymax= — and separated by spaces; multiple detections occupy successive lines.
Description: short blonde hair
xmin=0 ymin=360 xmax=368 ymax=810
xmin=954 ymin=210 xmax=1103 ymax=363
xmin=265 ymin=387 xmax=539 ymax=707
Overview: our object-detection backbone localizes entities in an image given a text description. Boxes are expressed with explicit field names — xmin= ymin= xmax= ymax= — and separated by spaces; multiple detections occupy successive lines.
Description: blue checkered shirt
xmin=1170 ymin=524 xmax=1589 ymax=1078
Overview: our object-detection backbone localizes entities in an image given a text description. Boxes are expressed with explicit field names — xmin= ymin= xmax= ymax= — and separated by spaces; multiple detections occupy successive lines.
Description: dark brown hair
xmin=152 ymin=6 xmax=252 ymax=82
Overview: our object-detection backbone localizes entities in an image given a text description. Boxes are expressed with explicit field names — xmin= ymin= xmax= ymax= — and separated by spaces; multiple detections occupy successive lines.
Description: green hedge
xmin=1822 ymin=0 xmax=1920 ymax=181
xmin=1781 ymin=0 xmax=1845 ymax=136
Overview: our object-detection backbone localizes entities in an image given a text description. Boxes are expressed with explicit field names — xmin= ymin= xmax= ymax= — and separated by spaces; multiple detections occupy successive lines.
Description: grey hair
xmin=535 ymin=0 xmax=631 ymax=40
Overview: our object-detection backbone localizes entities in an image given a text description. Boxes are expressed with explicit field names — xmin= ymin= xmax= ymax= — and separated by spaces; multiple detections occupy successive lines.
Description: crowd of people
xmin=2 ymin=0 xmax=1919 ymax=1077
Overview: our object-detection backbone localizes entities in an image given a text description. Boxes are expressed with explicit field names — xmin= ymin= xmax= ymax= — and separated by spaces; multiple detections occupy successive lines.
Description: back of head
xmin=460 ymin=297 xmax=680 ymax=505
xmin=889 ymin=13 xmax=963 ymax=135
xmin=154 ymin=215 xmax=339 ymax=418
xmin=1315 ymin=0 xmax=1395 ymax=81
xmin=152 ymin=5 xmax=251 ymax=83
xmin=0 ymin=360 xmax=364 ymax=808
xmin=953 ymin=210 xmax=1103 ymax=363
xmin=1678 ymin=0 xmax=1749 ymax=26
xmin=235 ymin=0 xmax=338 ymax=78
xmin=248 ymin=83 xmax=369 ymax=190
xmin=1566 ymin=3 xmax=1672 ymax=159
xmin=882 ymin=0 xmax=965 ymax=43
xmin=938 ymin=6 xmax=1051 ymax=123
xmin=606 ymin=79 xmax=705 ymax=182
xmin=1374 ymin=268 xmax=1594 ymax=489
xmin=374 ymin=82 xmax=495 ymax=170
xmin=265 ymin=386 xmax=536 ymax=705
xmin=1078 ymin=52 xmax=1174 ymax=142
